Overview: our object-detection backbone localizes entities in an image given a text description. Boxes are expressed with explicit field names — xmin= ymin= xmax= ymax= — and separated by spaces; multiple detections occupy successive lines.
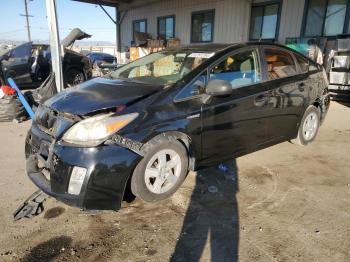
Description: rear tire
xmin=291 ymin=105 xmax=320 ymax=146
xmin=131 ymin=136 xmax=189 ymax=202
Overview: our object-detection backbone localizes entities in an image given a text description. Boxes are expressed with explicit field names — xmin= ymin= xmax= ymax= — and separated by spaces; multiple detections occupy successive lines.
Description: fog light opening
xmin=68 ymin=166 xmax=87 ymax=195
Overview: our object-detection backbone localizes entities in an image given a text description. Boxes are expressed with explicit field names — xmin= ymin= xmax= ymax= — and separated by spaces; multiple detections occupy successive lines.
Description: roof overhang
xmin=73 ymin=0 xmax=163 ymax=11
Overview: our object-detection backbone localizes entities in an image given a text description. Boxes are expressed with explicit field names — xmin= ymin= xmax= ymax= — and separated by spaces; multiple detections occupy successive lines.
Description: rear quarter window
xmin=264 ymin=48 xmax=297 ymax=80
xmin=295 ymin=54 xmax=309 ymax=73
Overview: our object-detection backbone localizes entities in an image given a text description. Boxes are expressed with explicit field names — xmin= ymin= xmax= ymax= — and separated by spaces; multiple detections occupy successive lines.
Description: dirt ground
xmin=0 ymin=101 xmax=349 ymax=262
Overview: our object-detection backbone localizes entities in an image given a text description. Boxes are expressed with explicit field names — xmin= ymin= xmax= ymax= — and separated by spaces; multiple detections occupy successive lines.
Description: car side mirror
xmin=206 ymin=79 xmax=232 ymax=97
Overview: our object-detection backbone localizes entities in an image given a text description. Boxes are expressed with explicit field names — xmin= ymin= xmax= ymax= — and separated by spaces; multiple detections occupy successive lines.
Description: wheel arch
xmin=142 ymin=131 xmax=197 ymax=171
xmin=121 ymin=131 xmax=195 ymax=204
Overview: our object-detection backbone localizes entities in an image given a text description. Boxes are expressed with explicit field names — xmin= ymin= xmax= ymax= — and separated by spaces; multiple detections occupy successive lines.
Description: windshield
xmin=109 ymin=51 xmax=214 ymax=85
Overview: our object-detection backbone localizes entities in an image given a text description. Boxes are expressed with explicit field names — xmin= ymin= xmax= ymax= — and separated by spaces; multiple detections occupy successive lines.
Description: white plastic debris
xmin=208 ymin=185 xmax=218 ymax=193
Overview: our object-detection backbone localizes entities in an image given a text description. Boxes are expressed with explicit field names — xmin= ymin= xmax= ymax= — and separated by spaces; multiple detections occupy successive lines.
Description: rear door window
xmin=263 ymin=48 xmax=297 ymax=79
xmin=209 ymin=48 xmax=262 ymax=89
xmin=295 ymin=54 xmax=309 ymax=73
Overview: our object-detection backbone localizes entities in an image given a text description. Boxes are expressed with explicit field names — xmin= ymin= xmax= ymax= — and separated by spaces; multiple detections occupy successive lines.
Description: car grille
xmin=35 ymin=105 xmax=75 ymax=138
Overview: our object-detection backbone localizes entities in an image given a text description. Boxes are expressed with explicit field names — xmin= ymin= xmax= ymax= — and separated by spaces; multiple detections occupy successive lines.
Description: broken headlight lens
xmin=62 ymin=113 xmax=139 ymax=146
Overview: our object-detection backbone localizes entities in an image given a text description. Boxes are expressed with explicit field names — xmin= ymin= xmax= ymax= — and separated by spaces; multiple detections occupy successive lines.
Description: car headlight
xmin=62 ymin=112 xmax=138 ymax=146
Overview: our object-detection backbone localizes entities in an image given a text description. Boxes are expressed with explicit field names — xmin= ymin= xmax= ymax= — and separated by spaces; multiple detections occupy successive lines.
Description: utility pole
xmin=20 ymin=0 xmax=33 ymax=42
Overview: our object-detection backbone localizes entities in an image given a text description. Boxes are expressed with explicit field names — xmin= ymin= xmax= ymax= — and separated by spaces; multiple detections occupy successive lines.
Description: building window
xmin=303 ymin=0 xmax=348 ymax=37
xmin=133 ymin=19 xmax=147 ymax=39
xmin=158 ymin=15 xmax=175 ymax=39
xmin=249 ymin=2 xmax=280 ymax=41
xmin=191 ymin=10 xmax=215 ymax=43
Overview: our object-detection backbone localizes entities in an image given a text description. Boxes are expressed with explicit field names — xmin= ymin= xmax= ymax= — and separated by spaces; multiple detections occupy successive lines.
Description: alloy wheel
xmin=72 ymin=73 xmax=84 ymax=85
xmin=144 ymin=149 xmax=182 ymax=194
xmin=302 ymin=112 xmax=318 ymax=141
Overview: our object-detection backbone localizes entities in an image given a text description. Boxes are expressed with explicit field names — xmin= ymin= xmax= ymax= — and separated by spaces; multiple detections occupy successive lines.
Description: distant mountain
xmin=74 ymin=40 xmax=116 ymax=46
xmin=0 ymin=39 xmax=115 ymax=46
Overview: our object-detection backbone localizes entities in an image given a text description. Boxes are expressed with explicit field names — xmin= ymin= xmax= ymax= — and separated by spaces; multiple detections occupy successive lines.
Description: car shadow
xmin=171 ymin=160 xmax=239 ymax=262
xmin=337 ymin=101 xmax=350 ymax=108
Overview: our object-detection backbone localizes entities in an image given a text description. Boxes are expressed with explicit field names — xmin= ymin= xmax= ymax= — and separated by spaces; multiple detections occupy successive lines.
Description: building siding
xmin=119 ymin=0 xmax=309 ymax=50
xmin=120 ymin=0 xmax=251 ymax=50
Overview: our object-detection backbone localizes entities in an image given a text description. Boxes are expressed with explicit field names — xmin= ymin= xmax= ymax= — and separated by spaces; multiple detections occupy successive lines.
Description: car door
xmin=1 ymin=42 xmax=33 ymax=84
xmin=261 ymin=47 xmax=308 ymax=141
xmin=200 ymin=47 xmax=273 ymax=166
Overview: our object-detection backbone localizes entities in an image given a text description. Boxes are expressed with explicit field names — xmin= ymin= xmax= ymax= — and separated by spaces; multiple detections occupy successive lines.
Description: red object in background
xmin=1 ymin=85 xmax=17 ymax=95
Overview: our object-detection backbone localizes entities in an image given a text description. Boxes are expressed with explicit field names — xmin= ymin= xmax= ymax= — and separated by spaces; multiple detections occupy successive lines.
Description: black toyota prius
xmin=25 ymin=42 xmax=330 ymax=211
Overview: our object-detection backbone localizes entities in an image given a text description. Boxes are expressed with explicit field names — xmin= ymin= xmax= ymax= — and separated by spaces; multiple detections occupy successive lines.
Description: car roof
xmin=166 ymin=42 xmax=297 ymax=53
xmin=164 ymin=42 xmax=310 ymax=62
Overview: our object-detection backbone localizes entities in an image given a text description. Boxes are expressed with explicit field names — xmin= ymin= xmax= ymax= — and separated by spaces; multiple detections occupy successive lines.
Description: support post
xmin=45 ymin=0 xmax=64 ymax=92
xmin=116 ymin=7 xmax=122 ymax=63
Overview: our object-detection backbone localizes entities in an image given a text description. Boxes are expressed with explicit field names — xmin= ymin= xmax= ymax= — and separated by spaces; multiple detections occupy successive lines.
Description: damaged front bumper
xmin=25 ymin=123 xmax=142 ymax=211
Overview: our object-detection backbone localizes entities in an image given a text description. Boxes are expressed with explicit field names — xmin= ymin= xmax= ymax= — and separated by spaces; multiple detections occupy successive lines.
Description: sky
xmin=0 ymin=0 xmax=116 ymax=43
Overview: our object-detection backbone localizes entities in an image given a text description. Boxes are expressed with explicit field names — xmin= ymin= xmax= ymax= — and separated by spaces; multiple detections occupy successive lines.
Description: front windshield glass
xmin=110 ymin=51 xmax=214 ymax=85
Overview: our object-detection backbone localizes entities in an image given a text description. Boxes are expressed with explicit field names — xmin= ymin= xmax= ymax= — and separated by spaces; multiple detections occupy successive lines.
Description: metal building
xmin=49 ymin=0 xmax=350 ymax=89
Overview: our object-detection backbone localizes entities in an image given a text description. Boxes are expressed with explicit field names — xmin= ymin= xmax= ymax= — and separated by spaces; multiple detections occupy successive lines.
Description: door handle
xmin=298 ymin=82 xmax=305 ymax=91
xmin=254 ymin=95 xmax=268 ymax=107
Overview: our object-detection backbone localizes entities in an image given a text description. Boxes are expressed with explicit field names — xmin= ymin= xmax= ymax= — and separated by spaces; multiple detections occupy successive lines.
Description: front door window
xmin=209 ymin=49 xmax=262 ymax=89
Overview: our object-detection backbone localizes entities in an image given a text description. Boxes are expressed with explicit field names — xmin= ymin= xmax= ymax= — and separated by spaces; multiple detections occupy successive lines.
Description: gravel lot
xmin=0 ymin=101 xmax=349 ymax=262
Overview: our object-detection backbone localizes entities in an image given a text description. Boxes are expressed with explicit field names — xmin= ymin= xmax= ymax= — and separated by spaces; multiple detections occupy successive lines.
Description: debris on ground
xmin=13 ymin=190 xmax=47 ymax=221
xmin=207 ymin=185 xmax=218 ymax=193
xmin=0 ymin=85 xmax=27 ymax=122
xmin=217 ymin=163 xmax=229 ymax=173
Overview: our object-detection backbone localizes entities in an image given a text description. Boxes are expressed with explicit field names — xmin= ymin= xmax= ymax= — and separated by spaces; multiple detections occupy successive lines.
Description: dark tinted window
xmin=209 ymin=49 xmax=261 ymax=88
xmin=304 ymin=0 xmax=347 ymax=37
xmin=191 ymin=10 xmax=215 ymax=43
xmin=158 ymin=16 xmax=175 ymax=39
xmin=249 ymin=3 xmax=279 ymax=40
xmin=264 ymin=48 xmax=297 ymax=79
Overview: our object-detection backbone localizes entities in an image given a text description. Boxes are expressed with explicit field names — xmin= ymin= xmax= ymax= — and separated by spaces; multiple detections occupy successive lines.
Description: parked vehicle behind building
xmin=87 ymin=52 xmax=118 ymax=76
xmin=87 ymin=52 xmax=117 ymax=67
xmin=25 ymin=43 xmax=330 ymax=211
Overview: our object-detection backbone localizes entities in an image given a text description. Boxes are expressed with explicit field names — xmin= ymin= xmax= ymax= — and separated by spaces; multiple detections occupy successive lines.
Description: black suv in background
xmin=0 ymin=29 xmax=92 ymax=88
xmin=87 ymin=52 xmax=117 ymax=67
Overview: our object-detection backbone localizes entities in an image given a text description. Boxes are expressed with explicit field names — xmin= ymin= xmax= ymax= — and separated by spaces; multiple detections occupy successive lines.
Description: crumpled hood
xmin=45 ymin=77 xmax=161 ymax=116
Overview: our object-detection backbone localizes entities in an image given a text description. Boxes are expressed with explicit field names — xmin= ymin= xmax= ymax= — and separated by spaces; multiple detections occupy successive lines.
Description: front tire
xmin=292 ymin=105 xmax=320 ymax=146
xmin=131 ymin=137 xmax=189 ymax=202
